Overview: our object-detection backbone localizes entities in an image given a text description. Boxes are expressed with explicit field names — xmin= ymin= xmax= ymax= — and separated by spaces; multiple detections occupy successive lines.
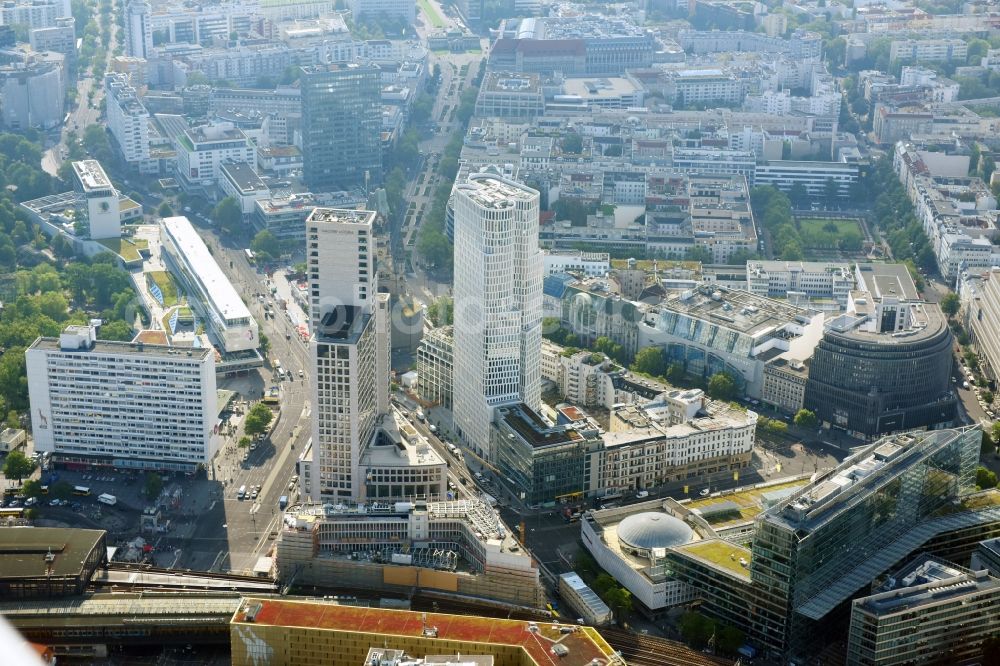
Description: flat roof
xmin=71 ymin=160 xmax=112 ymax=192
xmin=656 ymin=285 xmax=813 ymax=337
xmin=673 ymin=539 xmax=752 ymax=581
xmin=234 ymin=598 xmax=617 ymax=666
xmin=31 ymin=336 xmax=212 ymax=360
xmin=0 ymin=592 xmax=241 ymax=629
xmin=856 ymin=263 xmax=920 ymax=301
xmin=457 ymin=172 xmax=537 ymax=209
xmin=0 ymin=527 xmax=104 ymax=579
xmin=496 ymin=403 xmax=583 ymax=449
xmin=220 ymin=162 xmax=268 ymax=194
xmin=161 ymin=216 xmax=252 ymax=322
xmin=858 ymin=569 xmax=999 ymax=616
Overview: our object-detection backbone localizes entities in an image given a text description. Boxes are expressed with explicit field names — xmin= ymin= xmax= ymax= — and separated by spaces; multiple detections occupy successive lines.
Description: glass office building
xmin=750 ymin=427 xmax=981 ymax=656
xmin=300 ymin=63 xmax=382 ymax=191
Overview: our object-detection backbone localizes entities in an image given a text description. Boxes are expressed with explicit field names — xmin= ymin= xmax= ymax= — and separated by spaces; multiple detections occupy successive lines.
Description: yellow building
xmin=230 ymin=598 xmax=621 ymax=666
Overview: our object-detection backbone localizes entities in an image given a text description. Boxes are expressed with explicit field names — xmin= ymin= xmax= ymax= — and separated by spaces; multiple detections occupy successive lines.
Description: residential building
xmin=688 ymin=174 xmax=757 ymax=264
xmin=0 ymin=528 xmax=107 ymax=600
xmin=123 ymin=0 xmax=152 ymax=59
xmin=0 ymin=0 xmax=66 ymax=29
xmin=803 ymin=263 xmax=956 ymax=438
xmin=209 ymin=86 xmax=302 ymax=146
xmin=761 ymin=357 xmax=810 ymax=414
xmin=965 ymin=267 xmax=1000 ymax=383
xmin=746 ymin=260 xmax=854 ymax=307
xmin=671 ymin=147 xmax=756 ymax=183
xmin=670 ymin=68 xmax=744 ymax=107
xmin=754 ymin=160 xmax=859 ymax=199
xmin=846 ymin=558 xmax=1000 ymax=666
xmin=175 ymin=122 xmax=256 ymax=190
xmin=452 ymin=172 xmax=543 ymax=461
xmin=159 ymin=216 xmax=260 ymax=361
xmin=676 ymin=29 xmax=822 ymax=60
xmin=416 ymin=325 xmax=453 ymax=409
xmin=105 ymin=72 xmax=152 ymax=169
xmin=601 ymin=390 xmax=756 ymax=493
xmin=637 ymin=285 xmax=825 ymax=398
xmin=26 ymin=324 xmax=218 ymax=472
xmin=300 ymin=63 xmax=382 ymax=191
xmin=253 ymin=193 xmax=318 ymax=241
xmin=889 ymin=38 xmax=968 ymax=64
xmin=109 ymin=56 xmax=148 ymax=86
xmin=71 ymin=160 xmax=120 ymax=240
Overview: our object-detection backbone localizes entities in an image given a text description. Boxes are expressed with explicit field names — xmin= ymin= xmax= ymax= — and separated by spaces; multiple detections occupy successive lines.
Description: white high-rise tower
xmin=124 ymin=0 xmax=153 ymax=59
xmin=452 ymin=172 xmax=543 ymax=462
xmin=305 ymin=208 xmax=390 ymax=501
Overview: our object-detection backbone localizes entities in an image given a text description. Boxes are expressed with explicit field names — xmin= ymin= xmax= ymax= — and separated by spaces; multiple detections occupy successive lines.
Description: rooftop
xmin=496 ymin=403 xmax=584 ymax=449
xmin=71 ymin=160 xmax=113 ymax=193
xmin=673 ymin=539 xmax=752 ymax=581
xmin=307 ymin=207 xmax=377 ymax=228
xmin=855 ymin=263 xmax=919 ymax=301
xmin=685 ymin=478 xmax=809 ymax=528
xmin=31 ymin=333 xmax=212 ymax=361
xmin=857 ymin=569 xmax=999 ymax=617
xmin=0 ymin=527 xmax=104 ymax=580
xmin=457 ymin=172 xmax=537 ymax=209
xmin=233 ymin=598 xmax=617 ymax=666
xmin=652 ymin=285 xmax=814 ymax=338
xmin=220 ymin=162 xmax=268 ymax=194
xmin=160 ymin=216 xmax=252 ymax=323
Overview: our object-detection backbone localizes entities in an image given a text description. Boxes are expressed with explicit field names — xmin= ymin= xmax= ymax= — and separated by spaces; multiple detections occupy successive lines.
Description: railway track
xmin=598 ymin=627 xmax=734 ymax=666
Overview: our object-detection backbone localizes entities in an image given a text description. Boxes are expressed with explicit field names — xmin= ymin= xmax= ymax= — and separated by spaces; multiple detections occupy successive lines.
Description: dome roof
xmin=617 ymin=512 xmax=692 ymax=552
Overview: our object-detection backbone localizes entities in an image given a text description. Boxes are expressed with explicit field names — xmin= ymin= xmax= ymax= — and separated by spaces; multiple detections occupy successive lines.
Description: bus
xmin=0 ymin=507 xmax=25 ymax=519
xmin=73 ymin=486 xmax=91 ymax=496
xmin=273 ymin=359 xmax=283 ymax=377
xmin=244 ymin=248 xmax=256 ymax=265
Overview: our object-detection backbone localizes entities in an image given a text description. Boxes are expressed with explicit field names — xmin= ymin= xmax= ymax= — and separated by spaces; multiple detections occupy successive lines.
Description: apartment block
xmin=175 ymin=122 xmax=256 ymax=189
xmin=26 ymin=324 xmax=218 ymax=472
xmin=889 ymin=38 xmax=968 ymax=64
xmin=105 ymin=72 xmax=152 ymax=169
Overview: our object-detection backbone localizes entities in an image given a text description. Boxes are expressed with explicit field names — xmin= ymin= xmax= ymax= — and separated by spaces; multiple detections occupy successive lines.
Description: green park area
xmin=418 ymin=0 xmax=445 ymax=28
xmin=796 ymin=218 xmax=865 ymax=252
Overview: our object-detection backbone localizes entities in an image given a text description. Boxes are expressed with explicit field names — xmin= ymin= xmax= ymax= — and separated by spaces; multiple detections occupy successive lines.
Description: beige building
xmin=761 ymin=357 xmax=809 ymax=414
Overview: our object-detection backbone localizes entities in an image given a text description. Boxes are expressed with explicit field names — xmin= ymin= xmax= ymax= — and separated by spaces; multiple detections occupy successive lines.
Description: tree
xmin=5 ymin=410 xmax=19 ymax=430
xmin=21 ymin=479 xmax=42 ymax=499
xmin=679 ymin=611 xmax=715 ymax=649
xmin=51 ymin=481 xmax=74 ymax=500
xmin=716 ymin=624 xmax=745 ymax=655
xmin=707 ymin=372 xmax=737 ymax=401
xmin=603 ymin=586 xmax=633 ymax=621
xmin=157 ymin=201 xmax=174 ymax=217
xmin=940 ymin=292 xmax=960 ymax=317
xmin=686 ymin=245 xmax=714 ymax=264
xmin=142 ymin=472 xmax=163 ymax=499
xmin=984 ymin=390 xmax=995 ymax=405
xmin=259 ymin=332 xmax=271 ymax=357
xmin=427 ymin=296 xmax=454 ymax=326
xmin=238 ymin=435 xmax=252 ymax=448
xmin=244 ymin=403 xmax=274 ymax=437
xmin=561 ymin=133 xmax=584 ymax=154
xmin=251 ymin=229 xmax=281 ymax=261
xmin=789 ymin=182 xmax=808 ymax=206
xmin=2 ymin=450 xmax=36 ymax=483
xmin=213 ymin=196 xmax=243 ymax=236
xmin=793 ymin=409 xmax=818 ymax=429
xmin=977 ymin=466 xmax=998 ymax=490
xmin=632 ymin=347 xmax=667 ymax=377
xmin=97 ymin=320 xmax=133 ymax=341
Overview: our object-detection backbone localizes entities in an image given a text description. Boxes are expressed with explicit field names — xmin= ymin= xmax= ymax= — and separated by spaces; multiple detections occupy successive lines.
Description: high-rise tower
xmin=451 ymin=172 xmax=543 ymax=461
xmin=123 ymin=1 xmax=152 ymax=60
xmin=305 ymin=208 xmax=389 ymax=501
xmin=300 ymin=63 xmax=382 ymax=192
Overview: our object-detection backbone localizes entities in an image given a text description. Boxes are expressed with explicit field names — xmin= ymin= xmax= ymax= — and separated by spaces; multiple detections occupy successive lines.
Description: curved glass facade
xmin=803 ymin=321 xmax=955 ymax=437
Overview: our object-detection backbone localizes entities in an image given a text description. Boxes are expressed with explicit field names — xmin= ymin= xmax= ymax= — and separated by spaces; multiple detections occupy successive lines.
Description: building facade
xmin=300 ymin=63 xmax=382 ymax=191
xmin=27 ymin=325 xmax=218 ymax=471
xmin=452 ymin=172 xmax=543 ymax=461
xmin=416 ymin=325 xmax=453 ymax=409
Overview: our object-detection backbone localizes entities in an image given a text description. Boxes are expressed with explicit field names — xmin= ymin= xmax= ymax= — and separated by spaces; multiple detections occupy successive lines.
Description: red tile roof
xmin=238 ymin=599 xmax=616 ymax=666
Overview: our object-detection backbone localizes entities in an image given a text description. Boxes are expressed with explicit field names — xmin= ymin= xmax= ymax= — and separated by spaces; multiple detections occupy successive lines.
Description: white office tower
xmin=305 ymin=208 xmax=389 ymax=501
xmin=124 ymin=0 xmax=152 ymax=60
xmin=452 ymin=171 xmax=543 ymax=462
xmin=26 ymin=324 xmax=218 ymax=472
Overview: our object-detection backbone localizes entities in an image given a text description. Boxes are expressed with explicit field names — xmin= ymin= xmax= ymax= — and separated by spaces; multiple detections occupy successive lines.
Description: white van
xmin=635 ymin=490 xmax=649 ymax=499
xmin=237 ymin=485 xmax=247 ymax=500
